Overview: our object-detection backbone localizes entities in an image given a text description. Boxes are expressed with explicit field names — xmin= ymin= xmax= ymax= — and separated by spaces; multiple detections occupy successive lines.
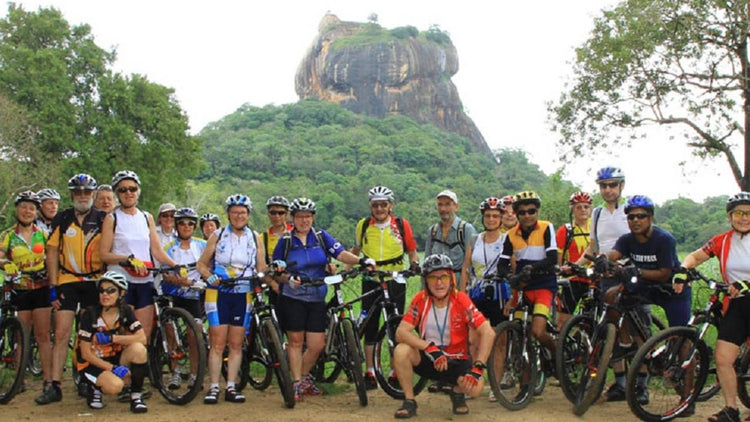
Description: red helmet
xmin=479 ymin=197 xmax=505 ymax=212
xmin=569 ymin=191 xmax=593 ymax=206
xmin=500 ymin=195 xmax=514 ymax=206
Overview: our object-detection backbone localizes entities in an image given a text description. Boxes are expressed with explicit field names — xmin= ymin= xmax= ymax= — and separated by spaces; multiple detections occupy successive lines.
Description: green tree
xmin=550 ymin=0 xmax=750 ymax=190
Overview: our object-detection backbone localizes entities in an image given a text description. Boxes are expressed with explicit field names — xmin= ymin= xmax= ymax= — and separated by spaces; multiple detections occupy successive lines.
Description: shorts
xmin=125 ymin=282 xmax=155 ymax=310
xmin=558 ymin=280 xmax=589 ymax=314
xmin=718 ymin=294 xmax=750 ymax=346
xmin=413 ymin=352 xmax=472 ymax=384
xmin=12 ymin=287 xmax=51 ymax=311
xmin=81 ymin=356 xmax=119 ymax=386
xmin=646 ymin=288 xmax=691 ymax=327
xmin=361 ymin=278 xmax=406 ymax=344
xmin=58 ymin=281 xmax=98 ymax=311
xmin=278 ymin=294 xmax=326 ymax=333
xmin=170 ymin=296 xmax=202 ymax=320
xmin=205 ymin=289 xmax=251 ymax=328
xmin=521 ymin=288 xmax=554 ymax=318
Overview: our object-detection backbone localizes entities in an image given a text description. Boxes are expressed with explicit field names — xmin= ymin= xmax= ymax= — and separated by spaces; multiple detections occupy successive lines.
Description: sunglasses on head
xmin=425 ymin=274 xmax=452 ymax=284
xmin=98 ymin=286 xmax=118 ymax=295
xmin=268 ymin=210 xmax=287 ymax=216
xmin=627 ymin=213 xmax=650 ymax=221
xmin=177 ymin=220 xmax=196 ymax=226
xmin=730 ymin=209 xmax=750 ymax=218
xmin=116 ymin=186 xmax=139 ymax=194
xmin=516 ymin=208 xmax=538 ymax=216
xmin=599 ymin=181 xmax=621 ymax=189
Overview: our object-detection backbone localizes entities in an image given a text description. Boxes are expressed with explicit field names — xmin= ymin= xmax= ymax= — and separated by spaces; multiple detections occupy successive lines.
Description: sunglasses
xmin=731 ymin=210 xmax=750 ymax=218
xmin=370 ymin=202 xmax=390 ymax=209
xmin=268 ymin=210 xmax=287 ymax=216
xmin=425 ymin=274 xmax=452 ymax=284
xmin=116 ymin=186 xmax=139 ymax=194
xmin=71 ymin=189 xmax=93 ymax=196
xmin=98 ymin=287 xmax=118 ymax=295
xmin=599 ymin=181 xmax=621 ymax=189
xmin=516 ymin=208 xmax=538 ymax=216
xmin=177 ymin=220 xmax=196 ymax=226
xmin=627 ymin=213 xmax=650 ymax=221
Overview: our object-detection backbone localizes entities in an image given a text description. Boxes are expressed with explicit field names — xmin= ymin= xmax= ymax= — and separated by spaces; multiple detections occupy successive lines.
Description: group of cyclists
xmin=1 ymin=165 xmax=750 ymax=421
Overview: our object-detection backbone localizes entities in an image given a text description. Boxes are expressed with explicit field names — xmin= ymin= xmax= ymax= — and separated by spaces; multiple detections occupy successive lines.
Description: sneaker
xmin=364 ymin=371 xmax=377 ymax=390
xmin=35 ymin=385 xmax=62 ymax=405
xmin=118 ymin=386 xmax=152 ymax=403
xmin=488 ymin=390 xmax=497 ymax=402
xmin=203 ymin=386 xmax=220 ymax=405
xmin=225 ymin=386 xmax=245 ymax=403
xmin=604 ymin=383 xmax=626 ymax=402
xmin=87 ymin=387 xmax=104 ymax=410
xmin=634 ymin=385 xmax=649 ymax=405
xmin=168 ymin=373 xmax=182 ymax=390
xmin=130 ymin=397 xmax=148 ymax=414
xmin=302 ymin=374 xmax=323 ymax=396
xmin=293 ymin=381 xmax=304 ymax=402
xmin=187 ymin=374 xmax=201 ymax=390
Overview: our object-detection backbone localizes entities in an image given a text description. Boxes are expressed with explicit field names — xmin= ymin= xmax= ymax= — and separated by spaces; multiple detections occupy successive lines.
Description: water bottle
xmin=356 ymin=310 xmax=368 ymax=329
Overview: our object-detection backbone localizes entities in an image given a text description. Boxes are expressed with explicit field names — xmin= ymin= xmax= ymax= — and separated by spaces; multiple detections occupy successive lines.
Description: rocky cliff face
xmin=295 ymin=14 xmax=491 ymax=154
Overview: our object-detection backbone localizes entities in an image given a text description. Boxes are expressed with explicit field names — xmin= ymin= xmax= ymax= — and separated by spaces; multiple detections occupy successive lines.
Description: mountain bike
xmin=0 ymin=275 xmax=30 ymax=404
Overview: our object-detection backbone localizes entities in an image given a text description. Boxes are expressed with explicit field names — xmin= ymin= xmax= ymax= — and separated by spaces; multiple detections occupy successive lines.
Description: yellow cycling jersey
xmin=355 ymin=217 xmax=417 ymax=271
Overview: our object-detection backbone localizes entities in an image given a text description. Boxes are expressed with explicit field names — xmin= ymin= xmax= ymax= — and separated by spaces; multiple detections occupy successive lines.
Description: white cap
xmin=436 ymin=190 xmax=458 ymax=204
xmin=158 ymin=203 xmax=177 ymax=215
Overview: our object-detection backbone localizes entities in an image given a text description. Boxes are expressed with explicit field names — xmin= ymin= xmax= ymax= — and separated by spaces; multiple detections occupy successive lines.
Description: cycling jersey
xmin=47 ymin=208 xmax=107 ymax=284
xmin=211 ymin=226 xmax=258 ymax=294
xmin=162 ymin=237 xmax=206 ymax=300
xmin=355 ymin=216 xmax=417 ymax=271
xmin=0 ymin=224 xmax=48 ymax=289
xmin=701 ymin=230 xmax=750 ymax=284
xmin=34 ymin=219 xmax=52 ymax=236
xmin=402 ymin=290 xmax=486 ymax=359
xmin=591 ymin=201 xmax=628 ymax=254
xmin=499 ymin=220 xmax=558 ymax=291
xmin=557 ymin=220 xmax=590 ymax=283
xmin=76 ymin=304 xmax=142 ymax=371
xmin=262 ymin=222 xmax=293 ymax=265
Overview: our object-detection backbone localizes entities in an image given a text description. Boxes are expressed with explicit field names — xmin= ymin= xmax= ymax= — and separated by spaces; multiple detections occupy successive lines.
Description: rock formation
xmin=295 ymin=14 xmax=491 ymax=154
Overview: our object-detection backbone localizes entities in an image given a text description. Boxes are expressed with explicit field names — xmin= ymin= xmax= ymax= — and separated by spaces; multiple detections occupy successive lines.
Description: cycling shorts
xmin=170 ymin=296 xmax=202 ymax=320
xmin=81 ymin=356 xmax=119 ymax=386
xmin=278 ymin=295 xmax=326 ymax=333
xmin=414 ymin=352 xmax=472 ymax=384
xmin=12 ymin=286 xmax=51 ymax=311
xmin=204 ymin=289 xmax=251 ymax=328
xmin=124 ymin=282 xmax=155 ymax=310
xmin=58 ymin=281 xmax=98 ymax=311
xmin=518 ymin=288 xmax=554 ymax=318
xmin=718 ymin=294 xmax=750 ymax=346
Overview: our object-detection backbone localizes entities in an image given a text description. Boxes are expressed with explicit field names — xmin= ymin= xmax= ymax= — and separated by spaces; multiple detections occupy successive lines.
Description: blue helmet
xmin=225 ymin=194 xmax=253 ymax=212
xmin=624 ymin=195 xmax=655 ymax=214
xmin=596 ymin=166 xmax=625 ymax=183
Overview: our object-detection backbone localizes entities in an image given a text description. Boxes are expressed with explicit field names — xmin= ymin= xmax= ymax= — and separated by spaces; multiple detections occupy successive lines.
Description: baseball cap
xmin=436 ymin=190 xmax=458 ymax=204
xmin=158 ymin=203 xmax=177 ymax=215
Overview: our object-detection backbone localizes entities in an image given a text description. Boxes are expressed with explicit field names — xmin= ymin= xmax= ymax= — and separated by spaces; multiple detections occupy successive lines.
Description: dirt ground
xmin=2 ymin=376 xmax=728 ymax=422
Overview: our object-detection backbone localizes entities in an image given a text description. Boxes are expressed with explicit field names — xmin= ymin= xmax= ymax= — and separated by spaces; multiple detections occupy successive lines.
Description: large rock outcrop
xmin=295 ymin=14 xmax=491 ymax=154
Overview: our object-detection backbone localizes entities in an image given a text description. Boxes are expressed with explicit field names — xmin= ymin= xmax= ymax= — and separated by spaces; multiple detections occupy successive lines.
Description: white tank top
xmin=109 ymin=208 xmax=153 ymax=284
xmin=470 ymin=232 xmax=505 ymax=282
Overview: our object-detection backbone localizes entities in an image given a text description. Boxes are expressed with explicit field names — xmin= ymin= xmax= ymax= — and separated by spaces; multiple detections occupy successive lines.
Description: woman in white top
xmin=99 ymin=170 xmax=179 ymax=342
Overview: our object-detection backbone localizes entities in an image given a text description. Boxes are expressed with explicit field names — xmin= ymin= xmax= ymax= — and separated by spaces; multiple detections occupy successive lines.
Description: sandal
xmin=450 ymin=390 xmax=469 ymax=415
xmin=708 ymin=407 xmax=740 ymax=422
xmin=394 ymin=399 xmax=417 ymax=419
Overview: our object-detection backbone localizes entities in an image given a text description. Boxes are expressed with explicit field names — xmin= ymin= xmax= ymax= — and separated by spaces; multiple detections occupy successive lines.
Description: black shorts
xmin=125 ymin=282 xmax=155 ymax=310
xmin=58 ymin=281 xmax=98 ymax=311
xmin=361 ymin=279 xmax=406 ymax=344
xmin=718 ymin=294 xmax=750 ymax=346
xmin=559 ymin=281 xmax=590 ymax=314
xmin=278 ymin=295 xmax=326 ymax=333
xmin=170 ymin=296 xmax=202 ymax=320
xmin=12 ymin=287 xmax=51 ymax=311
xmin=81 ymin=356 xmax=119 ymax=386
xmin=413 ymin=352 xmax=472 ymax=385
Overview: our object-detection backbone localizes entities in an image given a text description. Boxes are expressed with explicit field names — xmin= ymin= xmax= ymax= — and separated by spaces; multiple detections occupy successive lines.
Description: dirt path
xmin=5 ymin=377 xmax=723 ymax=422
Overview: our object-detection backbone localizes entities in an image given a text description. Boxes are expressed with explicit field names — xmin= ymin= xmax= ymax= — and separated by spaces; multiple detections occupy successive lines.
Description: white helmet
xmin=368 ymin=186 xmax=394 ymax=202
xmin=97 ymin=270 xmax=128 ymax=291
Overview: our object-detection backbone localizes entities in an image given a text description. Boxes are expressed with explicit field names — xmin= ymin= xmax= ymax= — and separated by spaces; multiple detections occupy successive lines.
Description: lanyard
xmin=431 ymin=300 xmax=450 ymax=348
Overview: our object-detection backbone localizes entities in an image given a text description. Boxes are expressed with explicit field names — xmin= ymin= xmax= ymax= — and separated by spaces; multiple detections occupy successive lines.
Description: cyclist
xmin=0 ymin=191 xmax=52 ymax=402
xmin=99 ymin=170 xmax=180 ymax=343
xmin=36 ymin=188 xmax=60 ymax=235
xmin=162 ymin=207 xmax=206 ymax=390
xmin=43 ymin=173 xmax=107 ymax=405
xmin=155 ymin=203 xmax=177 ymax=247
xmin=425 ymin=190 xmax=477 ymax=280
xmin=679 ymin=192 xmax=750 ymax=422
xmin=197 ymin=194 xmax=266 ymax=404
xmin=349 ymin=186 xmax=419 ymax=390
xmin=93 ymin=184 xmax=116 ymax=214
xmin=261 ymin=196 xmax=293 ymax=306
xmin=76 ymin=271 xmax=149 ymax=413
xmin=271 ymin=197 xmax=371 ymax=402
xmin=392 ymin=254 xmax=495 ymax=418
xmin=499 ymin=195 xmax=517 ymax=233
xmin=199 ymin=212 xmax=221 ymax=240
xmin=556 ymin=191 xmax=592 ymax=327
xmin=496 ymin=191 xmax=557 ymax=355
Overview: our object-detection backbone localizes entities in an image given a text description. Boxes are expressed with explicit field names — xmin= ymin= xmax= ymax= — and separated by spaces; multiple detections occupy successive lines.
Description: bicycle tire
xmin=488 ymin=320 xmax=537 ymax=411
xmin=691 ymin=315 xmax=721 ymax=402
xmin=246 ymin=332 xmax=273 ymax=391
xmin=149 ymin=307 xmax=206 ymax=405
xmin=260 ymin=318 xmax=295 ymax=408
xmin=625 ymin=326 xmax=709 ymax=422
xmin=26 ymin=334 xmax=42 ymax=376
xmin=340 ymin=318 xmax=368 ymax=406
xmin=373 ymin=315 xmax=427 ymax=399
xmin=533 ymin=341 xmax=549 ymax=396
xmin=555 ymin=314 xmax=595 ymax=403
xmin=737 ymin=343 xmax=750 ymax=408
xmin=0 ymin=316 xmax=30 ymax=404
xmin=573 ymin=322 xmax=615 ymax=416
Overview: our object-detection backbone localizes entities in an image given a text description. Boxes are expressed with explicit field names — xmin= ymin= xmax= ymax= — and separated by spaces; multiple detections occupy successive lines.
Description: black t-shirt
xmin=78 ymin=304 xmax=142 ymax=362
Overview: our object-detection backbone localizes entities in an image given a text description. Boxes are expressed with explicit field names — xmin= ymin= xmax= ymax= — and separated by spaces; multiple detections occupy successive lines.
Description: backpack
xmin=358 ymin=216 xmax=406 ymax=247
xmin=279 ymin=229 xmax=331 ymax=264
xmin=429 ymin=220 xmax=467 ymax=252
xmin=591 ymin=206 xmax=604 ymax=254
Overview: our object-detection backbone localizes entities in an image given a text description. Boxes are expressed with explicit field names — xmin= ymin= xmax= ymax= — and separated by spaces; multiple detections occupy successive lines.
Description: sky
xmin=8 ymin=0 xmax=740 ymax=204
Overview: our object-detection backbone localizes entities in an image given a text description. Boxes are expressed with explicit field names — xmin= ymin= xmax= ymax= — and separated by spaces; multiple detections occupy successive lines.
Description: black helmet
xmin=290 ymin=197 xmax=316 ymax=214
xmin=199 ymin=213 xmax=221 ymax=229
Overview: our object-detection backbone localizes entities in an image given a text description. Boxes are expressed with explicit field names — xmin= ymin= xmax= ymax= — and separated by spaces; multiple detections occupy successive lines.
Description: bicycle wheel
xmin=149 ymin=307 xmax=206 ymax=405
xmin=26 ymin=334 xmax=42 ymax=376
xmin=488 ymin=320 xmax=537 ymax=410
xmin=625 ymin=326 xmax=709 ymax=422
xmin=0 ymin=316 xmax=29 ymax=404
xmin=572 ymin=322 xmax=615 ymax=416
xmin=341 ymin=318 xmax=367 ymax=406
xmin=693 ymin=315 xmax=720 ymax=402
xmin=555 ymin=314 xmax=595 ymax=403
xmin=260 ymin=318 xmax=295 ymax=408
xmin=373 ymin=315 xmax=427 ymax=399
xmin=736 ymin=343 xmax=750 ymax=408
xmin=246 ymin=332 xmax=273 ymax=391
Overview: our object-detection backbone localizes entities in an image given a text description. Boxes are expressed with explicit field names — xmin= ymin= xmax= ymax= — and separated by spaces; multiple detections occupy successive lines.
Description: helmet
xmin=290 ymin=197 xmax=316 ymax=214
xmin=624 ymin=195 xmax=655 ymax=214
xmin=266 ymin=195 xmax=290 ymax=209
xmin=224 ymin=194 xmax=253 ymax=212
xmin=37 ymin=188 xmax=61 ymax=201
xmin=512 ymin=191 xmax=541 ymax=211
xmin=421 ymin=254 xmax=454 ymax=276
xmin=174 ymin=207 xmax=198 ymax=220
xmin=111 ymin=170 xmax=141 ymax=187
xmin=500 ymin=195 xmax=514 ymax=206
xmin=368 ymin=186 xmax=394 ymax=202
xmin=68 ymin=174 xmax=98 ymax=191
xmin=727 ymin=192 xmax=750 ymax=212
xmin=199 ymin=213 xmax=221 ymax=228
xmin=596 ymin=166 xmax=625 ymax=182
xmin=569 ymin=191 xmax=593 ymax=206
xmin=15 ymin=190 xmax=40 ymax=207
xmin=97 ymin=270 xmax=128 ymax=291
xmin=479 ymin=197 xmax=504 ymax=212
